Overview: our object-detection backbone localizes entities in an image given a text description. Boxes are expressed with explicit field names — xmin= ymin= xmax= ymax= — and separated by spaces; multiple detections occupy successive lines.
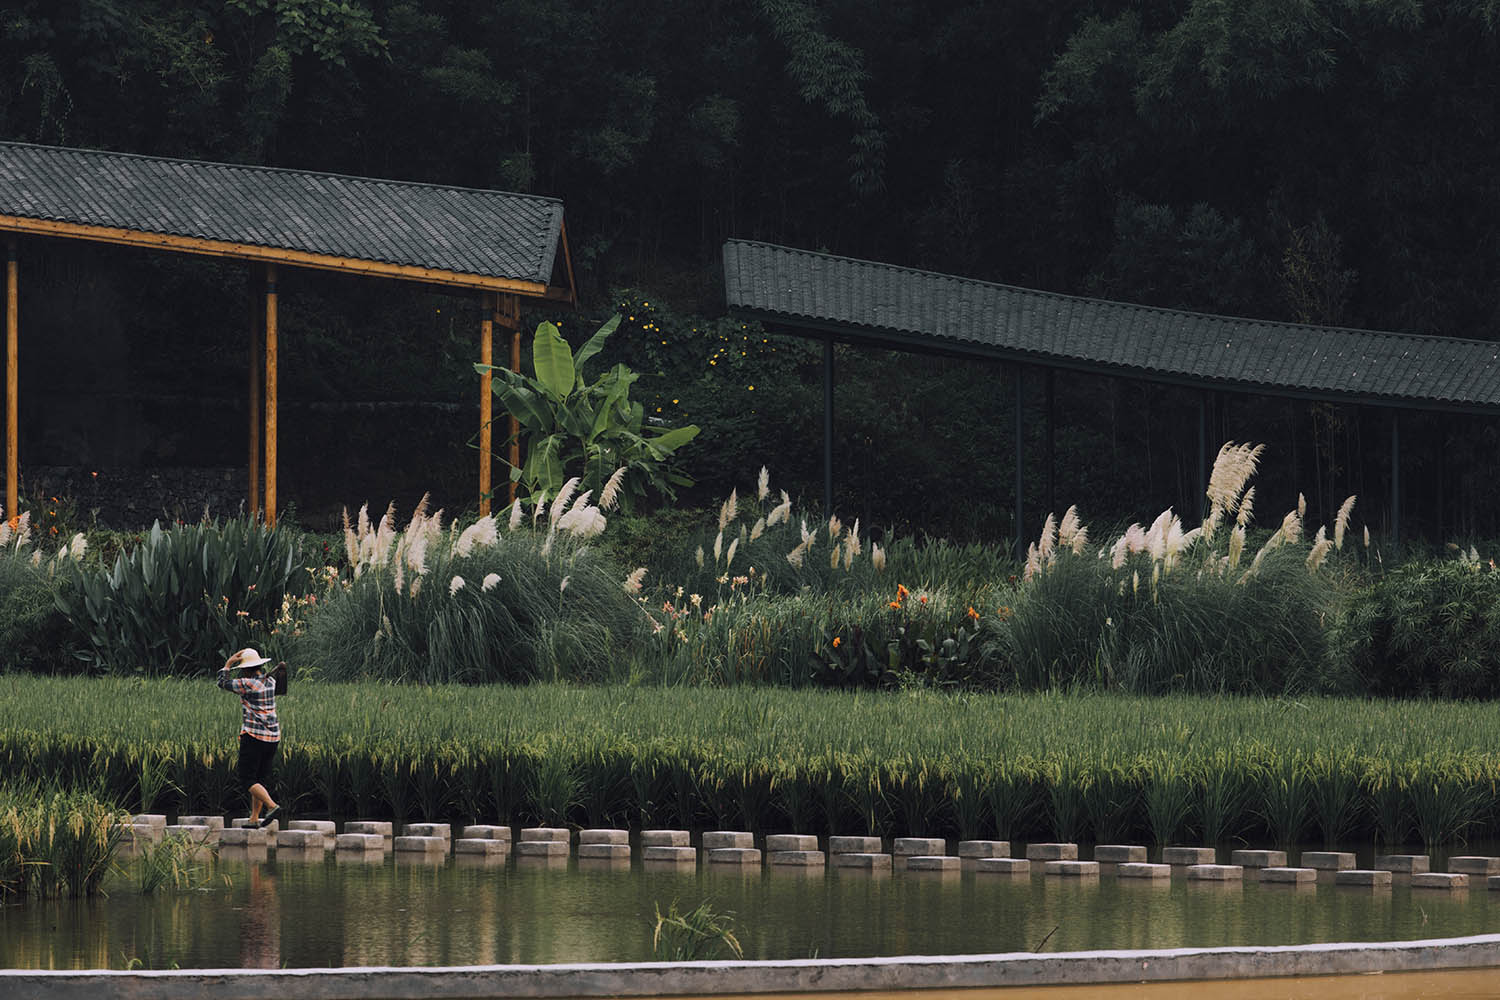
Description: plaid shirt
xmin=218 ymin=668 xmax=280 ymax=742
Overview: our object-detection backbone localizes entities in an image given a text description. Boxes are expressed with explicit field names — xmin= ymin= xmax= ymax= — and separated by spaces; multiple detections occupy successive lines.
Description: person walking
xmin=218 ymin=647 xmax=283 ymax=828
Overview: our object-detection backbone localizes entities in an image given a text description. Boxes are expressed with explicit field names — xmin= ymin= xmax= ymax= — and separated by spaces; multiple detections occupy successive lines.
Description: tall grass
xmin=0 ymin=783 xmax=125 ymax=900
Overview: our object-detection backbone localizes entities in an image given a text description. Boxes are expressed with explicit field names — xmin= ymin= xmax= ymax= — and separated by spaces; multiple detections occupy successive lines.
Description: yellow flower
xmin=747 ymin=385 xmax=754 ymax=391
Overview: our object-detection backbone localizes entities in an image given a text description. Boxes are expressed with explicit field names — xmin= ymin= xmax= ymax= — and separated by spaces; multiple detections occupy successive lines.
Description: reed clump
xmin=0 ymin=783 xmax=125 ymax=901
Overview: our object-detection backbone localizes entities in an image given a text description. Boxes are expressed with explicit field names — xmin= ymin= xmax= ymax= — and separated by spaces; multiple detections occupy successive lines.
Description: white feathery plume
xmin=1279 ymin=509 xmax=1302 ymax=544
xmin=827 ymin=514 xmax=843 ymax=541
xmin=1363 ymin=525 xmax=1370 ymax=549
xmin=757 ymin=466 xmax=770 ymax=501
xmin=1237 ymin=487 xmax=1256 ymax=528
xmin=1297 ymin=492 xmax=1307 ymax=518
xmin=1307 ymin=526 xmax=1332 ymax=571
xmin=1070 ymin=524 xmax=1089 ymax=555
xmin=1205 ymin=442 xmax=1264 ymax=519
xmin=394 ymin=558 xmax=405 ymax=596
xmin=600 ymin=467 xmax=628 ymax=511
xmin=725 ymin=537 xmax=739 ymax=568
xmin=1124 ymin=523 xmax=1147 ymax=554
xmin=871 ymin=543 xmax=886 ymax=572
xmin=847 ymin=519 xmax=862 ymax=557
xmin=719 ymin=489 xmax=739 ymax=531
xmin=68 ymin=532 xmax=86 ymax=560
xmin=1023 ymin=542 xmax=1042 ymax=582
xmin=558 ymin=505 xmax=606 ymax=538
xmin=786 ymin=539 xmax=808 ymax=569
xmin=1145 ymin=510 xmax=1173 ymax=562
xmin=1333 ymin=495 xmax=1357 ymax=550
xmin=830 ymin=543 xmax=841 ymax=569
xmin=30 ymin=548 xmax=41 ymax=567
xmin=455 ymin=516 xmax=498 ymax=557
xmin=449 ymin=575 xmax=465 ymax=595
xmin=1110 ymin=534 xmax=1129 ymax=569
xmin=842 ymin=539 xmax=854 ymax=570
xmin=560 ymin=576 xmax=570 ymax=594
xmin=767 ymin=491 xmax=792 ymax=527
xmin=800 ymin=519 xmax=813 ymax=545
xmin=624 ymin=567 xmax=648 ymax=594
xmin=550 ymin=477 xmax=581 ymax=530
xmin=1227 ymin=524 xmax=1246 ymax=570
xmin=357 ymin=502 xmax=371 ymax=539
xmin=541 ymin=529 xmax=555 ymax=557
xmin=1057 ymin=506 xmax=1080 ymax=550
xmin=750 ymin=517 xmax=766 ymax=542
xmin=532 ymin=490 xmax=549 ymax=528
xmin=482 ymin=573 xmax=501 ymax=592
xmin=343 ymin=507 xmax=359 ymax=566
xmin=713 ymin=530 xmax=724 ymax=563
xmin=508 ymin=499 xmax=524 ymax=530
xmin=1037 ymin=513 xmax=1057 ymax=561
xmin=695 ymin=545 xmax=704 ymax=567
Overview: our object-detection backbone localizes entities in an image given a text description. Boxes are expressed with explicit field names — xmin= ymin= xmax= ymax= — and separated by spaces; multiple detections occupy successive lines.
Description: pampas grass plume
xmin=600 ymin=467 xmax=627 ymax=511
xmin=726 ymin=537 xmax=739 ymax=568
xmin=713 ymin=530 xmax=724 ymax=563
xmin=482 ymin=572 xmax=501 ymax=591
xmin=624 ymin=567 xmax=647 ymax=594
xmin=719 ymin=489 xmax=739 ymax=531
xmin=551 ymin=477 xmax=581 ymax=530
xmin=1237 ymin=487 xmax=1256 ymax=528
xmin=1334 ymin=495 xmax=1356 ymax=550
xmin=757 ymin=466 xmax=770 ymax=501
xmin=871 ymin=543 xmax=886 ymax=572
xmin=1057 ymin=506 xmax=1080 ymax=549
xmin=751 ymin=517 xmax=766 ymax=542
xmin=449 ymin=575 xmax=465 ymax=595
xmin=509 ymin=499 xmax=523 ymax=531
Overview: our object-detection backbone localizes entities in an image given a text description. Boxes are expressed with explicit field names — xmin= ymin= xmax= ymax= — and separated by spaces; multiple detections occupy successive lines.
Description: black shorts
xmin=237 ymin=733 xmax=279 ymax=790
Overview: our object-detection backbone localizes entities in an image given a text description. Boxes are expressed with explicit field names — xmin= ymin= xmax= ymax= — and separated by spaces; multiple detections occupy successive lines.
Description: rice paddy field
xmin=4 ymin=676 xmax=1499 ymax=849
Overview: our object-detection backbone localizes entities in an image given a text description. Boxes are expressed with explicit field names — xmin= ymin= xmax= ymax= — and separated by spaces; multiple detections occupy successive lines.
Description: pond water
xmin=6 ymin=841 xmax=1500 ymax=971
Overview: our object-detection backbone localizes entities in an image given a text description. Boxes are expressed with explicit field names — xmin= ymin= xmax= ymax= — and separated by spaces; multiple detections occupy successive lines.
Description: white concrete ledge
xmin=10 ymin=934 xmax=1500 ymax=998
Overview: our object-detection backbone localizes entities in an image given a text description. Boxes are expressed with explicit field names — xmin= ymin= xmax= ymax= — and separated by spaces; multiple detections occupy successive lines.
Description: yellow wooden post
xmin=479 ymin=292 xmax=494 ymax=516
xmin=499 ymin=294 xmax=521 ymax=505
xmin=5 ymin=238 xmax=16 ymax=521
xmin=249 ymin=268 xmax=263 ymax=519
xmin=264 ymin=263 xmax=278 ymax=527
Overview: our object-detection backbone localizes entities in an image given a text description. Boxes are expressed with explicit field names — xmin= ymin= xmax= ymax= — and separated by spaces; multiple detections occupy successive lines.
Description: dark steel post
xmin=823 ymin=335 xmax=834 ymax=515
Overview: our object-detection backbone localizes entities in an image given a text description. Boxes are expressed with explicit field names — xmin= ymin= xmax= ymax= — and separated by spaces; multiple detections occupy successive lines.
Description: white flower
xmin=455 ymin=516 xmax=497 ymax=557
xmin=757 ymin=466 xmax=770 ymax=500
xmin=449 ymin=575 xmax=465 ymax=595
xmin=871 ymin=543 xmax=886 ymax=572
xmin=624 ymin=567 xmax=648 ymax=594
xmin=482 ymin=573 xmax=501 ymax=591
xmin=68 ymin=532 xmax=87 ymax=560
xmin=508 ymin=499 xmax=524 ymax=531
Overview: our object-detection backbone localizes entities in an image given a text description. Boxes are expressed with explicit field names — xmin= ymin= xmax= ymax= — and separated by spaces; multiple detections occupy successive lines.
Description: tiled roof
xmin=0 ymin=142 xmax=564 ymax=286
xmin=724 ymin=240 xmax=1500 ymax=411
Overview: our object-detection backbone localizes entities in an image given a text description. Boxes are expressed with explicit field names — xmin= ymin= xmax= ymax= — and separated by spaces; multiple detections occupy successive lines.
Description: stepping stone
xmin=221 ymin=827 xmax=267 ymax=848
xmin=163 ymin=824 xmax=218 ymax=844
xmin=894 ymin=837 xmax=946 ymax=856
xmin=829 ymin=836 xmax=882 ymax=854
xmin=768 ymin=850 xmax=825 ymax=866
xmin=461 ymin=825 xmax=510 ymax=840
xmin=405 ymin=823 xmax=452 ymax=840
xmin=176 ymin=815 xmax=225 ymax=831
xmin=1335 ymin=869 xmax=1392 ymax=887
xmin=1259 ymin=867 xmax=1317 ymax=884
xmin=907 ymin=856 xmax=960 ymax=871
xmin=958 ymin=840 xmax=1010 ymax=858
xmin=124 ymin=823 xmax=163 ymax=845
xmin=233 ymin=818 xmax=277 ymax=834
xmin=345 ymin=821 xmax=394 ymax=837
xmin=1231 ymin=850 xmax=1287 ymax=868
xmin=579 ymin=829 xmax=628 ymax=846
xmin=641 ymin=830 xmax=689 ymax=848
xmin=641 ymin=846 xmax=696 ymax=863
xmin=515 ymin=840 xmax=568 ymax=857
xmin=1094 ymin=845 xmax=1147 ymax=863
xmin=277 ymin=829 xmax=326 ymax=849
xmin=1162 ymin=847 xmax=1215 ymax=865
xmin=275 ymin=846 xmax=325 ymax=864
xmin=702 ymin=831 xmax=754 ymax=850
xmin=706 ymin=847 xmax=761 ymax=864
xmin=1026 ymin=843 xmax=1078 ymax=861
xmin=1375 ymin=854 xmax=1429 ymax=874
xmin=1300 ymin=851 xmax=1355 ymax=870
xmin=456 ymin=838 xmax=509 ymax=856
xmin=834 ymin=852 xmax=891 ymax=870
xmin=1043 ymin=860 xmax=1099 ymax=876
xmin=287 ymin=820 xmax=337 ymax=836
xmin=518 ymin=826 xmax=569 ymax=843
xmin=1117 ymin=863 xmax=1171 ymax=879
xmin=132 ymin=814 xmax=167 ymax=830
xmin=219 ymin=845 xmax=269 ymax=864
xmin=392 ymin=835 xmax=446 ymax=853
xmin=336 ymin=833 xmax=386 ymax=851
xmin=578 ymin=842 xmax=630 ymax=860
xmin=1488 ymin=876 xmax=1500 ymax=891
xmin=976 ymin=858 xmax=1030 ymax=875
xmin=766 ymin=834 xmax=818 ymax=852
xmin=1449 ymin=856 xmax=1500 ymax=876
xmin=335 ymin=848 xmax=386 ymax=864
xmin=1412 ymin=873 xmax=1468 ymax=890
xmin=1187 ymin=864 xmax=1244 ymax=881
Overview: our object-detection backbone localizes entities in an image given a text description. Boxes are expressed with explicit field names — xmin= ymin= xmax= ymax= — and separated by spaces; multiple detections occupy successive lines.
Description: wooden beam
xmin=264 ymin=263 xmax=278 ymax=528
xmin=5 ymin=238 xmax=16 ymax=522
xmin=249 ymin=267 xmax=263 ymax=519
xmin=558 ymin=219 xmax=579 ymax=308
xmin=0 ymin=215 xmax=562 ymax=298
xmin=479 ymin=292 xmax=494 ymax=517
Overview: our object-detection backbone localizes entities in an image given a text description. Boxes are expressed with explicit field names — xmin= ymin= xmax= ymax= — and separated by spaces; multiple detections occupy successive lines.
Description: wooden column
xmin=479 ymin=292 xmax=494 ymax=516
xmin=263 ymin=263 xmax=279 ymax=527
xmin=499 ymin=294 xmax=521 ymax=504
xmin=248 ymin=268 xmax=263 ymax=519
xmin=822 ymin=335 xmax=834 ymax=514
xmin=5 ymin=238 xmax=16 ymax=521
xmin=1013 ymin=366 xmax=1024 ymax=560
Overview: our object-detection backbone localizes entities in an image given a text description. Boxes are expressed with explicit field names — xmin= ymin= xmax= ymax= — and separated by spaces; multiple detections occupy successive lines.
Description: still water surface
xmin=5 ymin=849 xmax=1500 ymax=970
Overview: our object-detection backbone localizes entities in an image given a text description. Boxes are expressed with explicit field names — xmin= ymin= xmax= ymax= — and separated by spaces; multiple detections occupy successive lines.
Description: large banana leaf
xmin=531 ymin=322 xmax=576 ymax=401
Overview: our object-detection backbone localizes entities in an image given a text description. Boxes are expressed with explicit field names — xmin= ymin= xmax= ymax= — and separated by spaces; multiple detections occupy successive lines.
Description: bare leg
xmin=249 ymin=783 xmax=278 ymax=819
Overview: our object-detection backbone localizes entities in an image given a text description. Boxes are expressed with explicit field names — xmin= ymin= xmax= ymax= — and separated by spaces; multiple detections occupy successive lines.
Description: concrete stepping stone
xmin=456 ymin=837 xmax=510 ymax=856
xmin=124 ymin=824 xmax=163 ymax=845
xmin=1025 ymin=843 xmax=1078 ymax=861
xmin=976 ymin=858 xmax=1030 ymax=875
xmin=519 ymin=827 xmax=569 ymax=843
xmin=578 ymin=842 xmax=630 ymax=860
xmin=894 ymin=837 xmax=946 ymax=856
xmin=641 ymin=830 xmax=689 ymax=848
xmin=579 ymin=829 xmax=627 ymax=846
xmin=834 ymin=852 xmax=891 ymax=870
xmin=829 ymin=836 xmax=882 ymax=854
xmin=515 ymin=840 xmax=568 ymax=857
xmin=1300 ymin=851 xmax=1355 ymax=870
xmin=218 ymin=845 xmax=269 ymax=864
xmin=462 ymin=825 xmax=510 ymax=840
xmin=1162 ymin=847 xmax=1215 ymax=865
xmin=132 ymin=814 xmax=167 ymax=830
xmin=1187 ymin=864 xmax=1243 ymax=881
xmin=233 ymin=818 xmax=277 ymax=834
xmin=1043 ymin=860 xmax=1099 ymax=876
xmin=220 ymin=827 xmax=267 ymax=848
xmin=1449 ymin=856 xmax=1500 ymax=875
xmin=1094 ymin=845 xmax=1147 ymax=863
xmin=642 ymin=846 xmax=697 ymax=863
xmin=335 ymin=833 xmax=386 ymax=851
xmin=287 ymin=820 xmax=337 ymax=836
xmin=275 ymin=846 xmax=326 ymax=864
xmin=706 ymin=847 xmax=761 ymax=864
xmin=1411 ymin=872 xmax=1468 ymax=889
xmin=768 ymin=850 xmax=825 ymax=866
xmin=1259 ymin=867 xmax=1317 ymax=884
xmin=1334 ymin=869 xmax=1392 ymax=887
xmin=163 ymin=824 xmax=218 ymax=844
xmin=1117 ymin=862 xmax=1171 ymax=879
xmin=392 ymin=835 xmax=445 ymax=853
xmin=1231 ymin=850 xmax=1286 ymax=868
xmin=702 ymin=831 xmax=754 ymax=850
xmin=766 ymin=834 xmax=818 ymax=852
xmin=958 ymin=840 xmax=1009 ymax=858
xmin=345 ymin=821 xmax=394 ymax=837
xmin=907 ymin=856 xmax=960 ymax=872
xmin=1375 ymin=854 xmax=1429 ymax=874
xmin=405 ymin=823 xmax=452 ymax=840
xmin=176 ymin=815 xmax=225 ymax=831
xmin=277 ymin=829 xmax=325 ymax=849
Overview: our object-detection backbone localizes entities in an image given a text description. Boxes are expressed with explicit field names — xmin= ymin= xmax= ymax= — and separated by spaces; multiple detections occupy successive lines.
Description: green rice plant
xmin=132 ymin=745 xmax=175 ymax=815
xmin=773 ymin=760 xmax=814 ymax=833
xmin=410 ymin=750 xmax=454 ymax=823
xmin=983 ymin=760 xmax=1040 ymax=841
xmin=1406 ymin=758 xmax=1487 ymax=848
xmin=1193 ymin=750 xmax=1252 ymax=846
xmin=579 ymin=741 xmax=633 ymax=828
xmin=0 ymin=784 xmax=125 ymax=900
xmin=489 ymin=744 xmax=529 ymax=825
xmin=1142 ymin=753 xmax=1193 ymax=848
xmin=731 ymin=758 xmax=774 ymax=834
xmin=887 ymin=753 xmax=944 ymax=837
xmin=651 ymin=899 xmax=743 ymax=961
xmin=944 ymin=760 xmax=986 ymax=842
xmin=134 ymin=834 xmax=220 ymax=894
xmin=1307 ymin=748 xmax=1363 ymax=846
xmin=528 ymin=748 xmax=580 ymax=826
xmin=1254 ymin=751 xmax=1313 ymax=848
xmin=1365 ymin=760 xmax=1412 ymax=848
xmin=1044 ymin=757 xmax=1089 ymax=842
xmin=1080 ymin=757 xmax=1139 ymax=844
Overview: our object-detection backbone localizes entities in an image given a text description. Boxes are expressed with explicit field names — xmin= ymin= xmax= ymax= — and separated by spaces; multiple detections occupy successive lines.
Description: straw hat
xmin=231 ymin=647 xmax=273 ymax=670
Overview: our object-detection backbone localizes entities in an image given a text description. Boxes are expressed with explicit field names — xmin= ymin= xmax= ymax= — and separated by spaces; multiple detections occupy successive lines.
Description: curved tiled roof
xmin=0 ymin=142 xmax=564 ymax=287
xmin=723 ymin=240 xmax=1500 ymax=412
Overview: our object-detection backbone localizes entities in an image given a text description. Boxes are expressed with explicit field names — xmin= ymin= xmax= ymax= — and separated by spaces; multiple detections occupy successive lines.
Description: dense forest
xmin=1 ymin=0 xmax=1498 ymax=541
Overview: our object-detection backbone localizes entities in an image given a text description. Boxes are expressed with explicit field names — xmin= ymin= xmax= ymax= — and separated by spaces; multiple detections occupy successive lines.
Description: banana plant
xmin=479 ymin=315 xmax=699 ymax=509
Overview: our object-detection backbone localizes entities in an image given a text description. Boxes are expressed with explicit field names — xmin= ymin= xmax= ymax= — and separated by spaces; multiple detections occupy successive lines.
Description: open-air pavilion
xmin=0 ymin=141 xmax=576 ymax=525
xmin=723 ymin=239 xmax=1500 ymax=552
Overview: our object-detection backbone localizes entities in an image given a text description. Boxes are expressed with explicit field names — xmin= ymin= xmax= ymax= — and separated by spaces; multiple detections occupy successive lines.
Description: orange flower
xmin=918 ymin=595 xmax=927 ymax=605
xmin=966 ymin=606 xmax=979 ymax=620
xmin=896 ymin=584 xmax=909 ymax=599
xmin=832 ymin=636 xmax=842 ymax=648
xmin=888 ymin=601 xmax=901 ymax=609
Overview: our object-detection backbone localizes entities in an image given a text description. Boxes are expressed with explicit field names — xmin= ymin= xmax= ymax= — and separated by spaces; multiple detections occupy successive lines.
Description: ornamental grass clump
xmin=982 ymin=442 xmax=1352 ymax=694
xmin=0 ymin=783 xmax=125 ymax=901
xmin=295 ymin=487 xmax=637 ymax=683
xmin=0 ymin=507 xmax=85 ymax=672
